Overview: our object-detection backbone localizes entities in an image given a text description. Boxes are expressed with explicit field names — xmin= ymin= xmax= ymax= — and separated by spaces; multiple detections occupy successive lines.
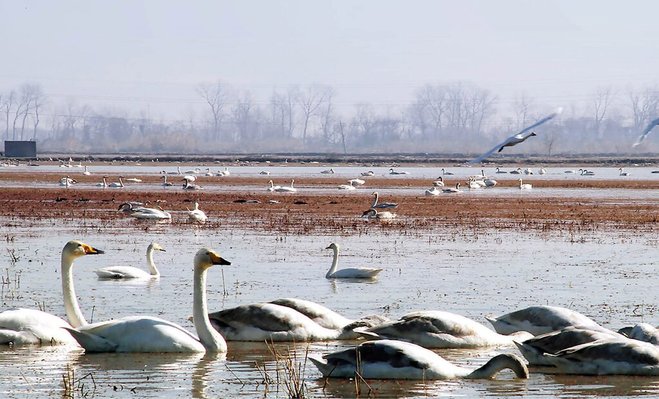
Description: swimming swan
xmin=108 ymin=177 xmax=124 ymax=188
xmin=486 ymin=305 xmax=606 ymax=336
xmin=274 ymin=180 xmax=297 ymax=193
xmin=94 ymin=242 xmax=166 ymax=279
xmin=309 ymin=339 xmax=529 ymax=379
xmin=362 ymin=209 xmax=397 ymax=220
xmin=518 ymin=179 xmax=532 ymax=190
xmin=325 ymin=243 xmax=382 ymax=279
xmin=540 ymin=338 xmax=659 ymax=376
xmin=65 ymin=247 xmax=231 ymax=353
xmin=358 ymin=310 xmax=532 ymax=349
xmin=371 ymin=192 xmax=398 ymax=209
xmin=618 ymin=323 xmax=659 ymax=345
xmin=0 ymin=241 xmax=104 ymax=345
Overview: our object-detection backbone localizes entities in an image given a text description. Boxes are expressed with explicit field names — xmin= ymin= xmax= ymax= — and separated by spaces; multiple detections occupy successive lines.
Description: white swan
xmin=518 ymin=179 xmax=532 ymax=190
xmin=320 ymin=168 xmax=335 ymax=174
xmin=59 ymin=176 xmax=76 ymax=187
xmin=348 ymin=178 xmax=365 ymax=186
xmin=541 ymin=339 xmax=659 ymax=376
xmin=94 ymin=242 xmax=166 ymax=279
xmin=208 ymin=302 xmax=355 ymax=342
xmin=266 ymin=180 xmax=280 ymax=192
xmin=539 ymin=168 xmax=547 ymax=175
xmin=441 ymin=168 xmax=454 ymax=175
xmin=486 ymin=305 xmax=606 ymax=336
xmin=95 ymin=177 xmax=108 ymax=188
xmin=467 ymin=178 xmax=482 ymax=190
xmin=618 ymin=323 xmax=659 ymax=345
xmin=371 ymin=191 xmax=398 ymax=209
xmin=579 ymin=168 xmax=595 ymax=176
xmin=259 ymin=170 xmax=270 ymax=175
xmin=161 ymin=175 xmax=173 ymax=186
xmin=442 ymin=183 xmax=462 ymax=193
xmin=205 ymin=168 xmax=213 ymax=177
xmin=514 ymin=327 xmax=625 ymax=366
xmin=495 ymin=167 xmax=507 ymax=174
xmin=216 ymin=167 xmax=230 ymax=177
xmin=361 ymin=170 xmax=375 ymax=176
xmin=633 ymin=117 xmax=659 ymax=147
xmin=65 ymin=248 xmax=231 ymax=353
xmin=82 ymin=165 xmax=91 ymax=176
xmin=309 ymin=339 xmax=529 ymax=380
xmin=432 ymin=176 xmax=445 ymax=187
xmin=524 ymin=168 xmax=534 ymax=175
xmin=619 ymin=167 xmax=631 ymax=176
xmin=389 ymin=168 xmax=409 ymax=175
xmin=108 ymin=177 xmax=124 ymax=188
xmin=362 ymin=209 xmax=397 ymax=220
xmin=187 ymin=201 xmax=208 ymax=223
xmin=358 ymin=310 xmax=532 ymax=349
xmin=0 ymin=241 xmax=104 ymax=345
xmin=337 ymin=183 xmax=356 ymax=190
xmin=183 ymin=180 xmax=203 ymax=190
xmin=425 ymin=187 xmax=440 ymax=196
xmin=325 ymin=243 xmax=382 ymax=279
xmin=119 ymin=203 xmax=172 ymax=220
xmin=274 ymin=179 xmax=297 ymax=192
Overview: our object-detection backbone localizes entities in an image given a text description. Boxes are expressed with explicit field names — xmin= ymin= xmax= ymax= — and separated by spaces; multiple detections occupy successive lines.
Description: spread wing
xmin=469 ymin=107 xmax=562 ymax=163
xmin=632 ymin=117 xmax=659 ymax=147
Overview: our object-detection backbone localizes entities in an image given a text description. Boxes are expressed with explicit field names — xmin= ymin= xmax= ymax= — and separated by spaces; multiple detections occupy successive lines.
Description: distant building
xmin=4 ymin=141 xmax=37 ymax=158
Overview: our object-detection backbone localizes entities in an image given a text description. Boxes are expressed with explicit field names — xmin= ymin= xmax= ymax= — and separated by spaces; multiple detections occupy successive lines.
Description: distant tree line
xmin=1 ymin=80 xmax=657 ymax=155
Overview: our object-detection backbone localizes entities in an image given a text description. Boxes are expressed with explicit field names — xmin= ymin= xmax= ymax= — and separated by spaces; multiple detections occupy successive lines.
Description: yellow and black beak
xmin=209 ymin=252 xmax=231 ymax=266
xmin=83 ymin=244 xmax=104 ymax=255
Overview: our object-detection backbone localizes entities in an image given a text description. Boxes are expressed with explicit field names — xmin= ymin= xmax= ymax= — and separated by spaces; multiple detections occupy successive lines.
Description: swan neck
xmin=326 ymin=247 xmax=339 ymax=278
xmin=466 ymin=354 xmax=528 ymax=379
xmin=146 ymin=246 xmax=159 ymax=276
xmin=61 ymin=254 xmax=87 ymax=327
xmin=193 ymin=266 xmax=227 ymax=352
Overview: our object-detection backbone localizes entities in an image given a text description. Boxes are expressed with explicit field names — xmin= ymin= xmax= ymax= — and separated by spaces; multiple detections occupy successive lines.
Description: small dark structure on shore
xmin=4 ymin=141 xmax=37 ymax=158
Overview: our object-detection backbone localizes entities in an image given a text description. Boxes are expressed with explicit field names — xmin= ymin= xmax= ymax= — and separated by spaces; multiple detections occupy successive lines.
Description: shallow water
xmin=0 ymin=210 xmax=657 ymax=398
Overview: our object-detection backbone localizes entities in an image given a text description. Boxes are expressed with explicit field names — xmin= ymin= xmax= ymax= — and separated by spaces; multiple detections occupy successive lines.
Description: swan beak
xmin=83 ymin=244 xmax=104 ymax=255
xmin=209 ymin=252 xmax=231 ymax=265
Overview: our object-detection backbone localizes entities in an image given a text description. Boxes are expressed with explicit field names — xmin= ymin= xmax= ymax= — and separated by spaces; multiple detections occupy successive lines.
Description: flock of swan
xmin=0 ymin=240 xmax=657 ymax=382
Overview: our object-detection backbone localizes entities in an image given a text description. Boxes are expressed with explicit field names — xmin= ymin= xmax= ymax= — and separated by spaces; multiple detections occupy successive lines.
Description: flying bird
xmin=469 ymin=108 xmax=562 ymax=163
xmin=632 ymin=117 xmax=659 ymax=147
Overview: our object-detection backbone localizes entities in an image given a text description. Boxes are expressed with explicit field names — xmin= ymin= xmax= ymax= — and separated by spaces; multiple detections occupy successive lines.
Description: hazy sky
xmin=1 ymin=0 xmax=658 ymax=121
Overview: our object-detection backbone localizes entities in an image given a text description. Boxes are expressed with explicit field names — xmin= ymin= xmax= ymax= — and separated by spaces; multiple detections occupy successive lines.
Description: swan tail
xmin=308 ymin=355 xmax=334 ymax=377
xmin=63 ymin=328 xmax=118 ymax=352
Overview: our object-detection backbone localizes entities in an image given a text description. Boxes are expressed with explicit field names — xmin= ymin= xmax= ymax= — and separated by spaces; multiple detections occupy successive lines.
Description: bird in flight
xmin=632 ymin=117 xmax=659 ymax=147
xmin=469 ymin=108 xmax=562 ymax=163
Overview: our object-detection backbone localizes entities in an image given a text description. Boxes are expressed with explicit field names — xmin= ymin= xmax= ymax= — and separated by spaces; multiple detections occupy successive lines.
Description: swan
xmin=432 ymin=176 xmax=445 ymax=187
xmin=468 ymin=108 xmax=562 ymax=163
xmin=348 ymin=178 xmax=365 ymax=186
xmin=483 ymin=177 xmax=497 ymax=187
xmin=266 ymin=180 xmax=280 ymax=192
xmin=82 ymin=165 xmax=91 ymax=176
xmin=320 ymin=168 xmax=335 ymax=174
xmin=633 ymin=117 xmax=659 ymax=147
xmin=442 ymin=183 xmax=462 ymax=193
xmin=274 ymin=180 xmax=297 ymax=193
xmin=524 ymin=168 xmax=534 ymax=175
xmin=425 ymin=187 xmax=440 ymax=196
xmin=486 ymin=305 xmax=607 ymax=336
xmin=518 ymin=179 xmax=532 ymax=190
xmin=183 ymin=180 xmax=203 ymax=190
xmin=389 ymin=168 xmax=409 ymax=175
xmin=361 ymin=170 xmax=375 ymax=176
xmin=187 ymin=201 xmax=208 ymax=223
xmin=59 ymin=176 xmax=76 ymax=187
xmin=467 ymin=178 xmax=482 ymax=190
xmin=509 ymin=168 xmax=522 ymax=174
xmin=370 ymin=191 xmax=398 ymax=209
xmin=619 ymin=167 xmax=631 ymax=176
xmin=108 ymin=177 xmax=124 ymax=188
xmin=362 ymin=209 xmax=397 ymax=220
xmin=358 ymin=310 xmax=533 ymax=349
xmin=259 ymin=170 xmax=270 ymax=175
xmin=182 ymin=174 xmax=197 ymax=182
xmin=495 ymin=167 xmax=507 ymax=174
xmin=204 ymin=168 xmax=213 ymax=177
xmin=65 ymin=247 xmax=231 ymax=353
xmin=564 ymin=169 xmax=576 ymax=174
xmin=124 ymin=177 xmax=142 ymax=183
xmin=0 ymin=240 xmax=104 ymax=345
xmin=94 ymin=242 xmax=166 ymax=279
xmin=514 ymin=327 xmax=625 ymax=366
xmin=161 ymin=175 xmax=173 ymax=186
xmin=441 ymin=168 xmax=453 ymax=175
xmin=325 ymin=243 xmax=382 ymax=279
xmin=618 ymin=323 xmax=659 ymax=345
xmin=95 ymin=177 xmax=108 ymax=188
xmin=119 ymin=203 xmax=172 ymax=220
xmin=579 ymin=169 xmax=595 ymax=176
xmin=539 ymin=168 xmax=547 ymax=175
xmin=208 ymin=302 xmax=361 ymax=342
xmin=337 ymin=183 xmax=356 ymax=190
xmin=309 ymin=339 xmax=529 ymax=380
xmin=216 ymin=167 xmax=230 ymax=177
xmin=541 ymin=339 xmax=659 ymax=376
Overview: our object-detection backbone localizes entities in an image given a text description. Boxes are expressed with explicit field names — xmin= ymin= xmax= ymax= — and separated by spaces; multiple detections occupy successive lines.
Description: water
xmin=0 ymin=211 xmax=657 ymax=398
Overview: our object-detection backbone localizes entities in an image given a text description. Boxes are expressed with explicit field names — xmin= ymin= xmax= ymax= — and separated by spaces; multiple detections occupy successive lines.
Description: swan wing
xmin=329 ymin=268 xmax=382 ymax=279
xmin=269 ymin=298 xmax=351 ymax=330
xmin=0 ymin=308 xmax=77 ymax=345
xmin=633 ymin=117 xmax=659 ymax=147
xmin=94 ymin=266 xmax=150 ymax=279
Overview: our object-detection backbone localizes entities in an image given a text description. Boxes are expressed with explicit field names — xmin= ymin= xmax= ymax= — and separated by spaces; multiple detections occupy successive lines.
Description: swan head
xmin=149 ymin=242 xmax=166 ymax=252
xmin=325 ymin=243 xmax=339 ymax=251
xmin=529 ymin=131 xmax=537 ymax=137
xmin=362 ymin=209 xmax=377 ymax=217
xmin=63 ymin=240 xmax=104 ymax=261
xmin=194 ymin=248 xmax=231 ymax=271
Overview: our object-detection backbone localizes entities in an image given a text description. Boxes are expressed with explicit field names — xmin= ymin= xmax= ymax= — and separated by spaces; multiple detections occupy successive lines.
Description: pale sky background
xmin=1 ymin=0 xmax=658 ymax=121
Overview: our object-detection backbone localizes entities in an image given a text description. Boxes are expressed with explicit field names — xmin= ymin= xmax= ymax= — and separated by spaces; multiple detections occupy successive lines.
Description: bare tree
xmin=29 ymin=84 xmax=45 ymax=140
xmin=270 ymin=87 xmax=297 ymax=138
xmin=232 ymin=91 xmax=257 ymax=142
xmin=0 ymin=91 xmax=14 ymax=140
xmin=318 ymin=87 xmax=335 ymax=144
xmin=512 ymin=93 xmax=535 ymax=131
xmin=197 ymin=81 xmax=229 ymax=140
xmin=629 ymin=87 xmax=659 ymax=131
xmin=592 ymin=86 xmax=613 ymax=136
xmin=296 ymin=85 xmax=331 ymax=144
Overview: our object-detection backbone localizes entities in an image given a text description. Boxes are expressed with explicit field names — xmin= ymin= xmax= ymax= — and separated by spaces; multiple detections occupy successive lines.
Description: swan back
xmin=325 ymin=242 xmax=382 ymax=279
xmin=486 ymin=305 xmax=605 ymax=336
